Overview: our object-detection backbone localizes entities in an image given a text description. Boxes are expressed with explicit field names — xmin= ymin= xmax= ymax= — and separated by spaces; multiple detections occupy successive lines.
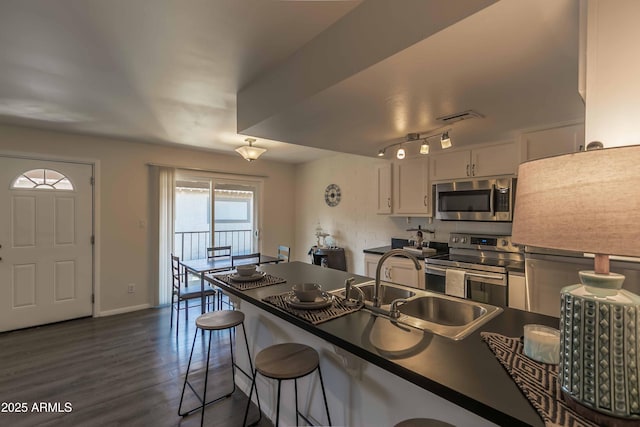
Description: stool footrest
xmin=178 ymin=379 xmax=235 ymax=417
xmin=178 ymin=359 xmax=251 ymax=417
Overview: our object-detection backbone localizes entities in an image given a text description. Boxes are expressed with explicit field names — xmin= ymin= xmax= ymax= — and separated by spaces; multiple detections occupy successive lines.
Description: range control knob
xmin=451 ymin=237 xmax=459 ymax=243
xmin=501 ymin=239 xmax=508 ymax=246
xmin=460 ymin=237 xmax=467 ymax=244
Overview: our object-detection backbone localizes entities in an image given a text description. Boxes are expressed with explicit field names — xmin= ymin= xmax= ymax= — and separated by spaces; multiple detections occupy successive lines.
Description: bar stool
xmin=242 ymin=342 xmax=331 ymax=427
xmin=394 ymin=418 xmax=455 ymax=427
xmin=178 ymin=310 xmax=260 ymax=427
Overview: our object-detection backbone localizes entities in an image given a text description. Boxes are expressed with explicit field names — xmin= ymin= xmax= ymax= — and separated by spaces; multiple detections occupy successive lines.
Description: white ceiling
xmin=0 ymin=0 xmax=584 ymax=163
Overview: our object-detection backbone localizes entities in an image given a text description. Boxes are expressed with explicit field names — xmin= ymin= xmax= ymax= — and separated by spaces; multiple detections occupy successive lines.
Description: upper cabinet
xmin=521 ymin=123 xmax=585 ymax=162
xmin=429 ymin=141 xmax=519 ymax=181
xmin=376 ymin=157 xmax=431 ymax=217
xmin=393 ymin=157 xmax=430 ymax=216
xmin=375 ymin=162 xmax=392 ymax=214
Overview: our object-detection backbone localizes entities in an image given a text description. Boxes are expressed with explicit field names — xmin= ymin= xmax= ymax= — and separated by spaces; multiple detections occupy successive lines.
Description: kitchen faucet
xmin=374 ymin=249 xmax=422 ymax=308
xmin=343 ymin=277 xmax=365 ymax=307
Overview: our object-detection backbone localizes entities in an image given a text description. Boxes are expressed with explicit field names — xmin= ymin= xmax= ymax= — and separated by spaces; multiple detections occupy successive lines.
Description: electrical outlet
xmin=128 ymin=283 xmax=135 ymax=293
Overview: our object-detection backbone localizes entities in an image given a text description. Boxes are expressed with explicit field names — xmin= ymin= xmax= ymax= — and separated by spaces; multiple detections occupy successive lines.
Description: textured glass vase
xmin=559 ymin=271 xmax=640 ymax=419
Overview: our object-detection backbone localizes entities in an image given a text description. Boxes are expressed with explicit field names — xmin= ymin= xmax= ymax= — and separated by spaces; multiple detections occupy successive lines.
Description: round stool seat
xmin=394 ymin=419 xmax=455 ymax=427
xmin=255 ymin=343 xmax=319 ymax=380
xmin=195 ymin=310 xmax=244 ymax=331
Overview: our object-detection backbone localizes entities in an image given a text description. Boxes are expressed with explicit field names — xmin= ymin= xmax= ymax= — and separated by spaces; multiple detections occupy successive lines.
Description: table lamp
xmin=512 ymin=144 xmax=640 ymax=420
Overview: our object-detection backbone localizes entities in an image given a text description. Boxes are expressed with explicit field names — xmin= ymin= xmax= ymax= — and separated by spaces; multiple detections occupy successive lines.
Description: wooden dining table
xmin=180 ymin=254 xmax=282 ymax=314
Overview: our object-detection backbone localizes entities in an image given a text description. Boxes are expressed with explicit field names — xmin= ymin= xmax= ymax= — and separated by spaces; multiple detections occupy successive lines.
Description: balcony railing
xmin=175 ymin=229 xmax=254 ymax=261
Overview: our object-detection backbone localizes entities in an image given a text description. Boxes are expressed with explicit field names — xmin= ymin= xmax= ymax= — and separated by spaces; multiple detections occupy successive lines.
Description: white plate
xmin=284 ymin=292 xmax=333 ymax=310
xmin=229 ymin=271 xmax=266 ymax=282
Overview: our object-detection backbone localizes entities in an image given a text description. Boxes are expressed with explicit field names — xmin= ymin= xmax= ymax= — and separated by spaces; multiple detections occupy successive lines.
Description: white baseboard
xmin=96 ymin=303 xmax=152 ymax=317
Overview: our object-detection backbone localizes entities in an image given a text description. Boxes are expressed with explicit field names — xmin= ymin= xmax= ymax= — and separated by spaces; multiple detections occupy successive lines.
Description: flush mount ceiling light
xmin=396 ymin=146 xmax=406 ymax=159
xmin=440 ymin=131 xmax=452 ymax=149
xmin=235 ymin=138 xmax=266 ymax=161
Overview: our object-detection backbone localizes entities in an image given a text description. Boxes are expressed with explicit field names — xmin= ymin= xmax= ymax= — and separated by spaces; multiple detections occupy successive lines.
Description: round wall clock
xmin=324 ymin=184 xmax=341 ymax=207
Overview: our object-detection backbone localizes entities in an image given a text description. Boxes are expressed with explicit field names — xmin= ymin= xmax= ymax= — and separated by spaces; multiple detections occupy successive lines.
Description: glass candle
xmin=523 ymin=324 xmax=560 ymax=364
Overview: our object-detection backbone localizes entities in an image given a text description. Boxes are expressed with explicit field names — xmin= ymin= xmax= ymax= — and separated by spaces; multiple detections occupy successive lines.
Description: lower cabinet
xmin=364 ymin=253 xmax=425 ymax=289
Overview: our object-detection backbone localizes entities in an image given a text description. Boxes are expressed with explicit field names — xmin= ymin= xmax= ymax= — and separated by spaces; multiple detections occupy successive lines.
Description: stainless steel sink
xmin=396 ymin=295 xmax=501 ymax=340
xmin=399 ymin=296 xmax=486 ymax=327
xmin=332 ymin=280 xmax=502 ymax=340
xmin=334 ymin=282 xmax=416 ymax=306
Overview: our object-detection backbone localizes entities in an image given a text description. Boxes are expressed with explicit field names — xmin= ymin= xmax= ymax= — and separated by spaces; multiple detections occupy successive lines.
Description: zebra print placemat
xmin=211 ymin=272 xmax=286 ymax=291
xmin=481 ymin=332 xmax=598 ymax=427
xmin=262 ymin=292 xmax=363 ymax=325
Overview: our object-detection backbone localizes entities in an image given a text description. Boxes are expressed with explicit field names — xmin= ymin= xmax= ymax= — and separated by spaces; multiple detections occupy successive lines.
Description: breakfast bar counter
xmin=207 ymin=261 xmax=558 ymax=427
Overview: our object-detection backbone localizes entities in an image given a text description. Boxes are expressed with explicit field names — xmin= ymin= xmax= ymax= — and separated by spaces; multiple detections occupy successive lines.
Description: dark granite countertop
xmin=207 ymin=261 xmax=557 ymax=427
xmin=363 ymin=245 xmax=393 ymax=255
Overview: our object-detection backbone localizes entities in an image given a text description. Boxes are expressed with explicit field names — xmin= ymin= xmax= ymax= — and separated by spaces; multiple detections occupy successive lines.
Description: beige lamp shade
xmin=512 ymin=144 xmax=640 ymax=258
xmin=235 ymin=138 xmax=266 ymax=161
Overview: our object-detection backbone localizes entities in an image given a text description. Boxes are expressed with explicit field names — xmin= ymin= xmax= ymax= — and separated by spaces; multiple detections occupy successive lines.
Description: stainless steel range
xmin=425 ymin=233 xmax=523 ymax=307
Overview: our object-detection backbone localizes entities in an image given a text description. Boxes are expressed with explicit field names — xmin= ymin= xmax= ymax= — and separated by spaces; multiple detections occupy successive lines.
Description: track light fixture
xmin=376 ymin=128 xmax=452 ymax=159
xmin=419 ymin=141 xmax=430 ymax=155
xmin=440 ymin=131 xmax=452 ymax=149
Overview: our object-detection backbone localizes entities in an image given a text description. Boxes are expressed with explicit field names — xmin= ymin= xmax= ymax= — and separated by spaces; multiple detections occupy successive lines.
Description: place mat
xmin=210 ymin=272 xmax=286 ymax=291
xmin=481 ymin=332 xmax=598 ymax=427
xmin=262 ymin=292 xmax=363 ymax=325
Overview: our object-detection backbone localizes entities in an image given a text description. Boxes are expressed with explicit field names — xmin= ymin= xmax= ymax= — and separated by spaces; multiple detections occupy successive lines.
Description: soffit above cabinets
xmin=238 ymin=0 xmax=585 ymax=158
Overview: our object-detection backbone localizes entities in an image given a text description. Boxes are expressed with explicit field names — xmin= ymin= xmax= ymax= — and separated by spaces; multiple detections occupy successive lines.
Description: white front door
xmin=0 ymin=157 xmax=93 ymax=332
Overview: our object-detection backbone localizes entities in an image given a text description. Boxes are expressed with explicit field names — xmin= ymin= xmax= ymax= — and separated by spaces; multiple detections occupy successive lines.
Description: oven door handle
xmin=426 ymin=265 xmax=504 ymax=281
xmin=465 ymin=271 xmax=504 ymax=281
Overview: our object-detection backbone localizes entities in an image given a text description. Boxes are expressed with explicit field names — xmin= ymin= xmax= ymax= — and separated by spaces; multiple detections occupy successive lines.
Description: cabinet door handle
xmin=472 ymin=164 xmax=476 ymax=176
xmin=387 ymin=268 xmax=392 ymax=280
xmin=387 ymin=197 xmax=391 ymax=208
xmin=423 ymin=195 xmax=428 ymax=206
xmin=466 ymin=164 xmax=470 ymax=176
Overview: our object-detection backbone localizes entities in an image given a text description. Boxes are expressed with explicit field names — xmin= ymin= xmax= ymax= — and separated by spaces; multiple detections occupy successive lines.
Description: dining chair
xmin=277 ymin=245 xmax=291 ymax=262
xmin=207 ymin=245 xmax=232 ymax=260
xmin=206 ymin=246 xmax=234 ymax=309
xmin=171 ymin=254 xmax=217 ymax=337
xmin=232 ymin=252 xmax=261 ymax=267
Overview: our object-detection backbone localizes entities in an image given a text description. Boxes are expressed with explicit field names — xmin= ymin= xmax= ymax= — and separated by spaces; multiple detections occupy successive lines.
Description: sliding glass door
xmin=174 ymin=171 xmax=261 ymax=261
xmin=174 ymin=175 xmax=211 ymax=261
xmin=213 ymin=181 xmax=258 ymax=255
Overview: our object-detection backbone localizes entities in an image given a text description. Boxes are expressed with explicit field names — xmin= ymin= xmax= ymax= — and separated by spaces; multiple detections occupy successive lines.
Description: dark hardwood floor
xmin=0 ymin=306 xmax=271 ymax=427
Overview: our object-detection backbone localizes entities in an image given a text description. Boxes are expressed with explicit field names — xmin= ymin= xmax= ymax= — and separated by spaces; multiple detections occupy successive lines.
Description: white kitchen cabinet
xmin=375 ymin=162 xmax=392 ymax=214
xmin=430 ymin=141 xmax=519 ymax=181
xmin=521 ymin=123 xmax=585 ymax=161
xmin=508 ymin=272 xmax=527 ymax=311
xmin=392 ymin=157 xmax=431 ymax=216
xmin=364 ymin=253 xmax=424 ymax=289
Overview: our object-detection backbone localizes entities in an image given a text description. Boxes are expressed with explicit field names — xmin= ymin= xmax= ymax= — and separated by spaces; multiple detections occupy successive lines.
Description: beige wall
xmin=585 ymin=0 xmax=640 ymax=148
xmin=293 ymin=153 xmax=512 ymax=276
xmin=0 ymin=124 xmax=296 ymax=314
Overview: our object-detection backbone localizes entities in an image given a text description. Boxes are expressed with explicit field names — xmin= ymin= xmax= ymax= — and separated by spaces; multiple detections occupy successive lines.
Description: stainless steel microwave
xmin=435 ymin=177 xmax=516 ymax=222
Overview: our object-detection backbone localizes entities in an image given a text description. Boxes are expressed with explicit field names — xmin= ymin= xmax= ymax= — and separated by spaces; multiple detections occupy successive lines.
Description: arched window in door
xmin=11 ymin=168 xmax=74 ymax=190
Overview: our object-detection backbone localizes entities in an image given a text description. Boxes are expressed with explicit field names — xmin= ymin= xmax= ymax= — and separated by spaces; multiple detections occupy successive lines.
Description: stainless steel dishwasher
xmin=524 ymin=247 xmax=640 ymax=318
